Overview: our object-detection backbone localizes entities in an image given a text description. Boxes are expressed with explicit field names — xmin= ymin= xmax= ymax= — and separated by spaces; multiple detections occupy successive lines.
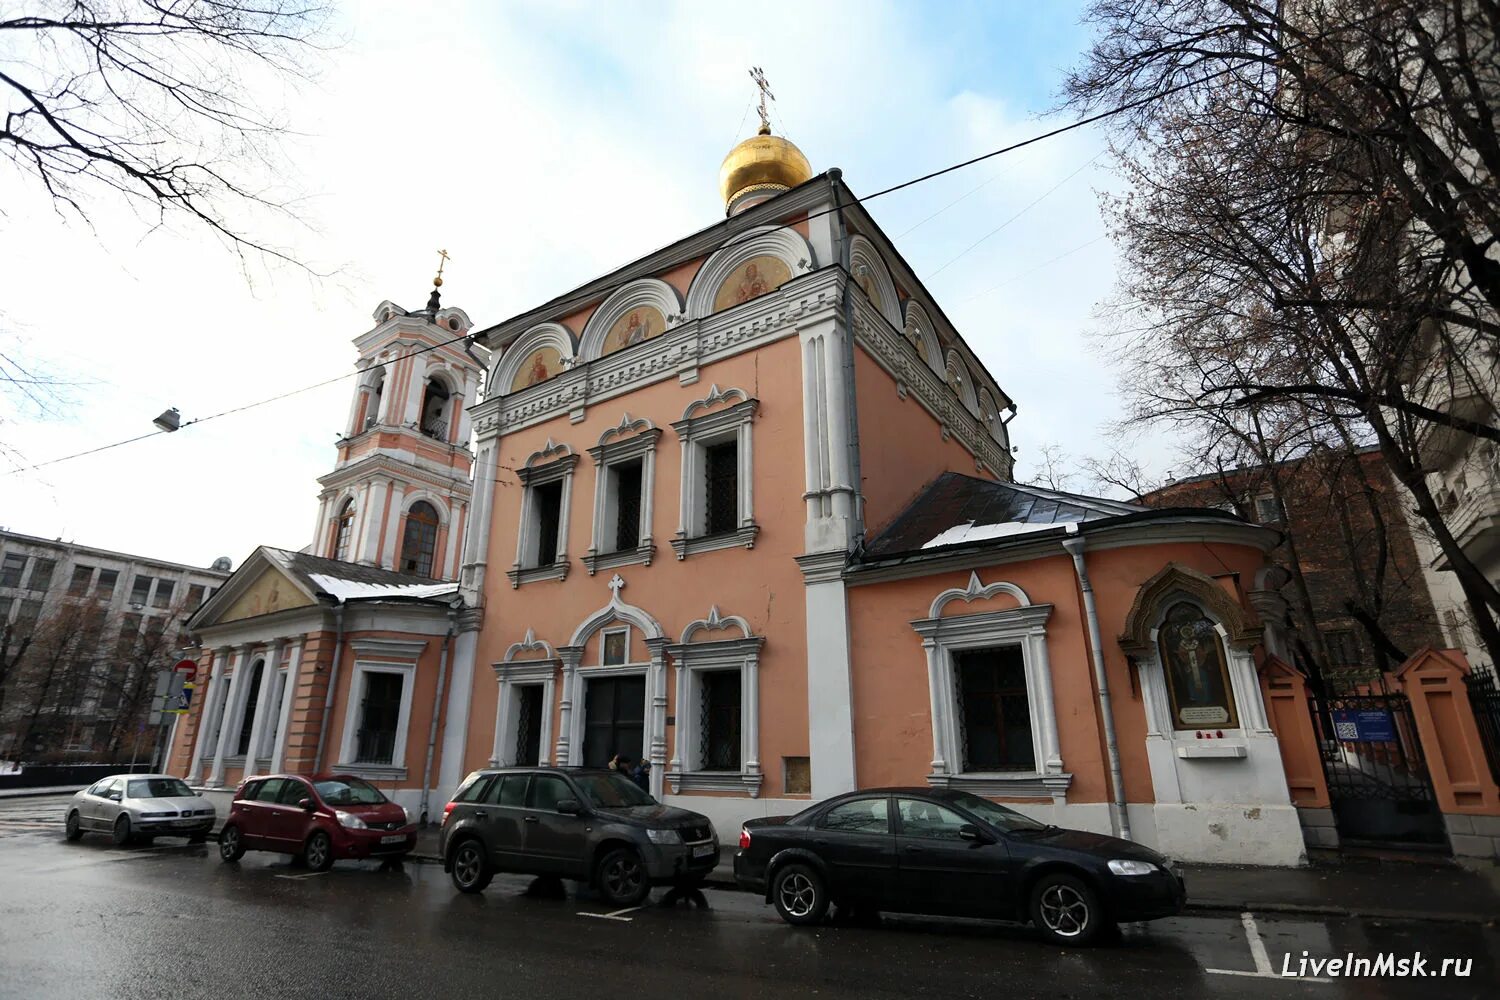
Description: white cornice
xmin=469 ymin=266 xmax=843 ymax=439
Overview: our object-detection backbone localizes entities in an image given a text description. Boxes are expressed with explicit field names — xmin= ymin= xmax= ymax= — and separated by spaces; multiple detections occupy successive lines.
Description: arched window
xmin=419 ymin=376 xmax=451 ymax=440
xmin=331 ymin=500 xmax=355 ymax=562
xmin=365 ymin=369 xmax=385 ymax=430
xmin=1155 ymin=602 xmax=1240 ymax=730
xmin=400 ymin=501 xmax=440 ymax=578
xmin=235 ymin=660 xmax=265 ymax=757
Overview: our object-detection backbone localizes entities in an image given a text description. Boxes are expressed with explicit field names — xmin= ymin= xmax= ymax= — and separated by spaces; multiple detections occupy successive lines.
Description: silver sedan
xmin=64 ymin=774 xmax=217 ymax=845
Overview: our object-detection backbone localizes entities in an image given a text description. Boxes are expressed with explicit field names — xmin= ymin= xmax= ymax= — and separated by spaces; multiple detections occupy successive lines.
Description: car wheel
xmin=218 ymin=824 xmax=246 ymax=862
xmin=304 ymin=831 xmax=334 ymax=873
xmin=1030 ymin=872 xmax=1107 ymax=946
xmin=64 ymin=811 xmax=83 ymax=842
xmin=772 ymin=863 xmax=829 ymax=927
xmin=596 ymin=846 xmax=650 ymax=907
xmin=111 ymin=814 xmax=132 ymax=847
xmin=449 ymin=839 xmax=492 ymax=894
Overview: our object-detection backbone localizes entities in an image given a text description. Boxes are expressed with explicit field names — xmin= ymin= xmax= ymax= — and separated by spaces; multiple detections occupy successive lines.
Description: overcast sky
xmin=1 ymin=0 xmax=1150 ymax=571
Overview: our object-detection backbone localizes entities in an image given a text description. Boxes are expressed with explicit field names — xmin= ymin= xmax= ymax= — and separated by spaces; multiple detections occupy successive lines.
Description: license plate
xmin=173 ymin=820 xmax=197 ymax=828
xmin=380 ymin=834 xmax=405 ymax=845
xmin=692 ymin=844 xmax=715 ymax=858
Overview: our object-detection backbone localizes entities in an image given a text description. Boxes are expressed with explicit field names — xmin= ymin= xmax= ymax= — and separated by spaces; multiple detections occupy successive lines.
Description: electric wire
xmin=5 ymin=48 xmax=1280 ymax=479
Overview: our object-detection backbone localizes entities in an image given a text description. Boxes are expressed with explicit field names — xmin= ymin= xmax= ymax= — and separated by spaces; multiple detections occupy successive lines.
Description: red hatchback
xmin=218 ymin=773 xmax=416 ymax=871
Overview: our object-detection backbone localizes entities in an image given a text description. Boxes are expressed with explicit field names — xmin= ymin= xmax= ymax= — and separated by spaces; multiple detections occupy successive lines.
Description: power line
xmin=3 ymin=324 xmax=475 ymax=476
xmin=926 ymin=149 xmax=1105 ymax=280
xmin=957 ymin=234 xmax=1108 ymax=304
xmin=6 ymin=50 xmax=1271 ymax=480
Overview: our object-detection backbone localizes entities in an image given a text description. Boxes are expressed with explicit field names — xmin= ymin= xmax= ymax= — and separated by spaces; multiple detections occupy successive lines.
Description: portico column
xmin=555 ymin=647 xmax=583 ymax=766
xmin=244 ymin=640 xmax=283 ymax=770
xmin=269 ymin=639 xmax=303 ymax=773
xmin=207 ymin=645 xmax=251 ymax=787
xmin=188 ymin=648 xmax=229 ymax=782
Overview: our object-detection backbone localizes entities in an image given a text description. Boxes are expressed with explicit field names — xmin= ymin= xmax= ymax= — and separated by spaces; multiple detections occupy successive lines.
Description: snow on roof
xmin=307 ymin=573 xmax=459 ymax=603
xmin=921 ymin=519 xmax=1070 ymax=550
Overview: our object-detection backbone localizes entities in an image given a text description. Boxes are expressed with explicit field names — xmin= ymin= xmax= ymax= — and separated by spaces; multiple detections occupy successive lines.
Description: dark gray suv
xmin=439 ymin=767 xmax=719 ymax=905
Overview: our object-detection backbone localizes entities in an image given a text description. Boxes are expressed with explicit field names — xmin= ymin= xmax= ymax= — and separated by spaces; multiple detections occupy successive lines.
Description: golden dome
xmin=719 ymin=126 xmax=812 ymax=216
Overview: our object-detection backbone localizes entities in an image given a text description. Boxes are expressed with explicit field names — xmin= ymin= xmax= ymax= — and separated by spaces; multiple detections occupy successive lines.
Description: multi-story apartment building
xmin=0 ymin=529 xmax=231 ymax=759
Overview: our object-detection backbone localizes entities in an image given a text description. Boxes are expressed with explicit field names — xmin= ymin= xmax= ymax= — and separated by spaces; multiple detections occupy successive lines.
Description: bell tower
xmin=311 ymin=267 xmax=489 ymax=580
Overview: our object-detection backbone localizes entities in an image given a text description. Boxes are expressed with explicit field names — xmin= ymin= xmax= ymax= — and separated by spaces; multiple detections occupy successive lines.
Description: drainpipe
xmin=313 ymin=604 xmax=346 ymax=773
xmin=1062 ymin=528 xmax=1132 ymax=841
xmin=419 ymin=603 xmax=459 ymax=826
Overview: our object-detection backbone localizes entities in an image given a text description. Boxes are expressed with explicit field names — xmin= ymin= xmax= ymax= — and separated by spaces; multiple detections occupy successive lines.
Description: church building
xmin=169 ymin=110 xmax=1317 ymax=865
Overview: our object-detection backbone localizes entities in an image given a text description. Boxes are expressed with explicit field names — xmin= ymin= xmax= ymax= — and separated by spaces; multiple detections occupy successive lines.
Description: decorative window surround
xmin=554 ymin=576 xmax=670 ymax=798
xmin=584 ymin=414 xmax=661 ymax=575
xmin=909 ymin=573 xmax=1070 ymax=802
xmin=665 ymin=607 xmax=764 ymax=797
xmin=509 ymin=440 xmax=579 ymax=588
xmin=335 ymin=638 xmax=425 ymax=776
xmin=670 ymin=386 xmax=759 ymax=559
xmin=491 ymin=629 xmax=558 ymax=767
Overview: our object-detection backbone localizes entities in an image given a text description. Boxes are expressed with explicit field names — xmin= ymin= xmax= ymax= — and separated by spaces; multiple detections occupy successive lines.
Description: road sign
xmin=149 ymin=670 xmax=189 ymax=725
xmin=174 ymin=681 xmax=194 ymax=714
xmin=173 ymin=658 xmax=198 ymax=682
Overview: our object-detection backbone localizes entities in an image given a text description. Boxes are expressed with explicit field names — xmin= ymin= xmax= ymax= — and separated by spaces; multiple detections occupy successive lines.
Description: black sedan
xmin=733 ymin=787 xmax=1184 ymax=945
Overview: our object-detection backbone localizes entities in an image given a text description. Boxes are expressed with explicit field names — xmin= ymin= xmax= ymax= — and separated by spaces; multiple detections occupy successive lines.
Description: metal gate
xmin=1309 ymin=689 xmax=1447 ymax=848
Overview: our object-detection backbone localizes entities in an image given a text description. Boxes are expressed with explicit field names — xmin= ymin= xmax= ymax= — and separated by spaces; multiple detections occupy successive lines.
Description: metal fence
xmin=1463 ymin=664 xmax=1500 ymax=785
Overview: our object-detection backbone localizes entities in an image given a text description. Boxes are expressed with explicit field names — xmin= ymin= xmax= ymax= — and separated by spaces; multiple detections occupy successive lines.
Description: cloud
xmin=2 ymin=0 xmax=1148 ymax=564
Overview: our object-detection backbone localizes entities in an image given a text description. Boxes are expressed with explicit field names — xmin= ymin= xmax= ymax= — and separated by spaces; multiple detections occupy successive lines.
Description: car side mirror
xmin=555 ymin=798 xmax=582 ymax=816
xmin=958 ymin=824 xmax=993 ymax=844
xmin=298 ymin=797 xmax=314 ymax=811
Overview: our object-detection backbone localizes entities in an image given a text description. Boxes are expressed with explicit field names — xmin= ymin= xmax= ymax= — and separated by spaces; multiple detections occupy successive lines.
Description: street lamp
xmin=153 ymin=408 xmax=181 ymax=433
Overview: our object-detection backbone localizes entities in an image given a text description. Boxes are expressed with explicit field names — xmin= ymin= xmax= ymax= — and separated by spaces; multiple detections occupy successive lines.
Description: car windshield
xmin=313 ymin=778 xmax=386 ymax=805
xmin=571 ymin=772 xmax=656 ymax=809
xmin=127 ymin=778 xmax=193 ymax=799
xmin=948 ymin=792 xmax=1048 ymax=833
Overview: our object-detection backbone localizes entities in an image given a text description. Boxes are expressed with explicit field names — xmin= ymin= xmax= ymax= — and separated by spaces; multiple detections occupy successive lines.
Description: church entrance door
xmin=581 ymin=675 xmax=645 ymax=768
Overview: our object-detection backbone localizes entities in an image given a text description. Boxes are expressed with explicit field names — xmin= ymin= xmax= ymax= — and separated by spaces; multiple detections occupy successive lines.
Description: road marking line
xmin=274 ymin=870 xmax=331 ymax=880
xmin=578 ymin=905 xmax=642 ymax=922
xmin=1205 ymin=911 xmax=1332 ymax=984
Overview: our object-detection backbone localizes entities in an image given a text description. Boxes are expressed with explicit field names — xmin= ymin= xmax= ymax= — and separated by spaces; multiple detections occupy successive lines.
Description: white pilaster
xmin=188 ymin=649 xmax=228 ymax=782
xmin=357 ymin=479 xmax=390 ymax=566
xmin=207 ymin=645 xmax=251 ymax=787
xmin=436 ymin=626 xmax=479 ymax=799
xmin=269 ymin=640 xmax=303 ymax=773
xmin=382 ymin=482 xmax=407 ymax=571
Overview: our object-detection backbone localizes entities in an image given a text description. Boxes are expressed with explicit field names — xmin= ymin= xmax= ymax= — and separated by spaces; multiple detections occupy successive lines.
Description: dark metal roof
xmin=261 ymin=547 xmax=451 ymax=596
xmin=862 ymin=472 xmax=1145 ymax=558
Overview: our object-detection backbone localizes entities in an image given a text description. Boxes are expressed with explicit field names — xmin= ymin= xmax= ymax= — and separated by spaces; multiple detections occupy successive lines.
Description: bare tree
xmin=1065 ymin=0 xmax=1500 ymax=667
xmin=1024 ymin=443 xmax=1078 ymax=491
xmin=1 ymin=1 xmax=330 ymax=264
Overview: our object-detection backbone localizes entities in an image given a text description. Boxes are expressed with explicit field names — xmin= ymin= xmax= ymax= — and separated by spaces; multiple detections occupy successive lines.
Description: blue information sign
xmin=1331 ymin=709 xmax=1396 ymax=743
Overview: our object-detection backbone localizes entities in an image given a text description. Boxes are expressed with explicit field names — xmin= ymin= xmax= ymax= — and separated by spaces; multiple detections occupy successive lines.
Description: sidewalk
xmin=408 ymin=828 xmax=1500 ymax=924
xmin=0 ymin=785 xmax=85 ymax=799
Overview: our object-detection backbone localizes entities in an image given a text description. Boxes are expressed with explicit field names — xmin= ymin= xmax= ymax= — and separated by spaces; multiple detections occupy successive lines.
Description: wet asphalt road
xmin=0 ymin=795 xmax=1496 ymax=999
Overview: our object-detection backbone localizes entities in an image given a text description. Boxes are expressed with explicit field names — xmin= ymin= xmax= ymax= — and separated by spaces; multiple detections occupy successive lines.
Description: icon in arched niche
xmin=1157 ymin=601 xmax=1239 ymax=729
xmin=510 ymin=346 xmax=564 ymax=393
xmin=713 ymin=254 xmax=791 ymax=312
xmin=602 ymin=307 xmax=666 ymax=356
